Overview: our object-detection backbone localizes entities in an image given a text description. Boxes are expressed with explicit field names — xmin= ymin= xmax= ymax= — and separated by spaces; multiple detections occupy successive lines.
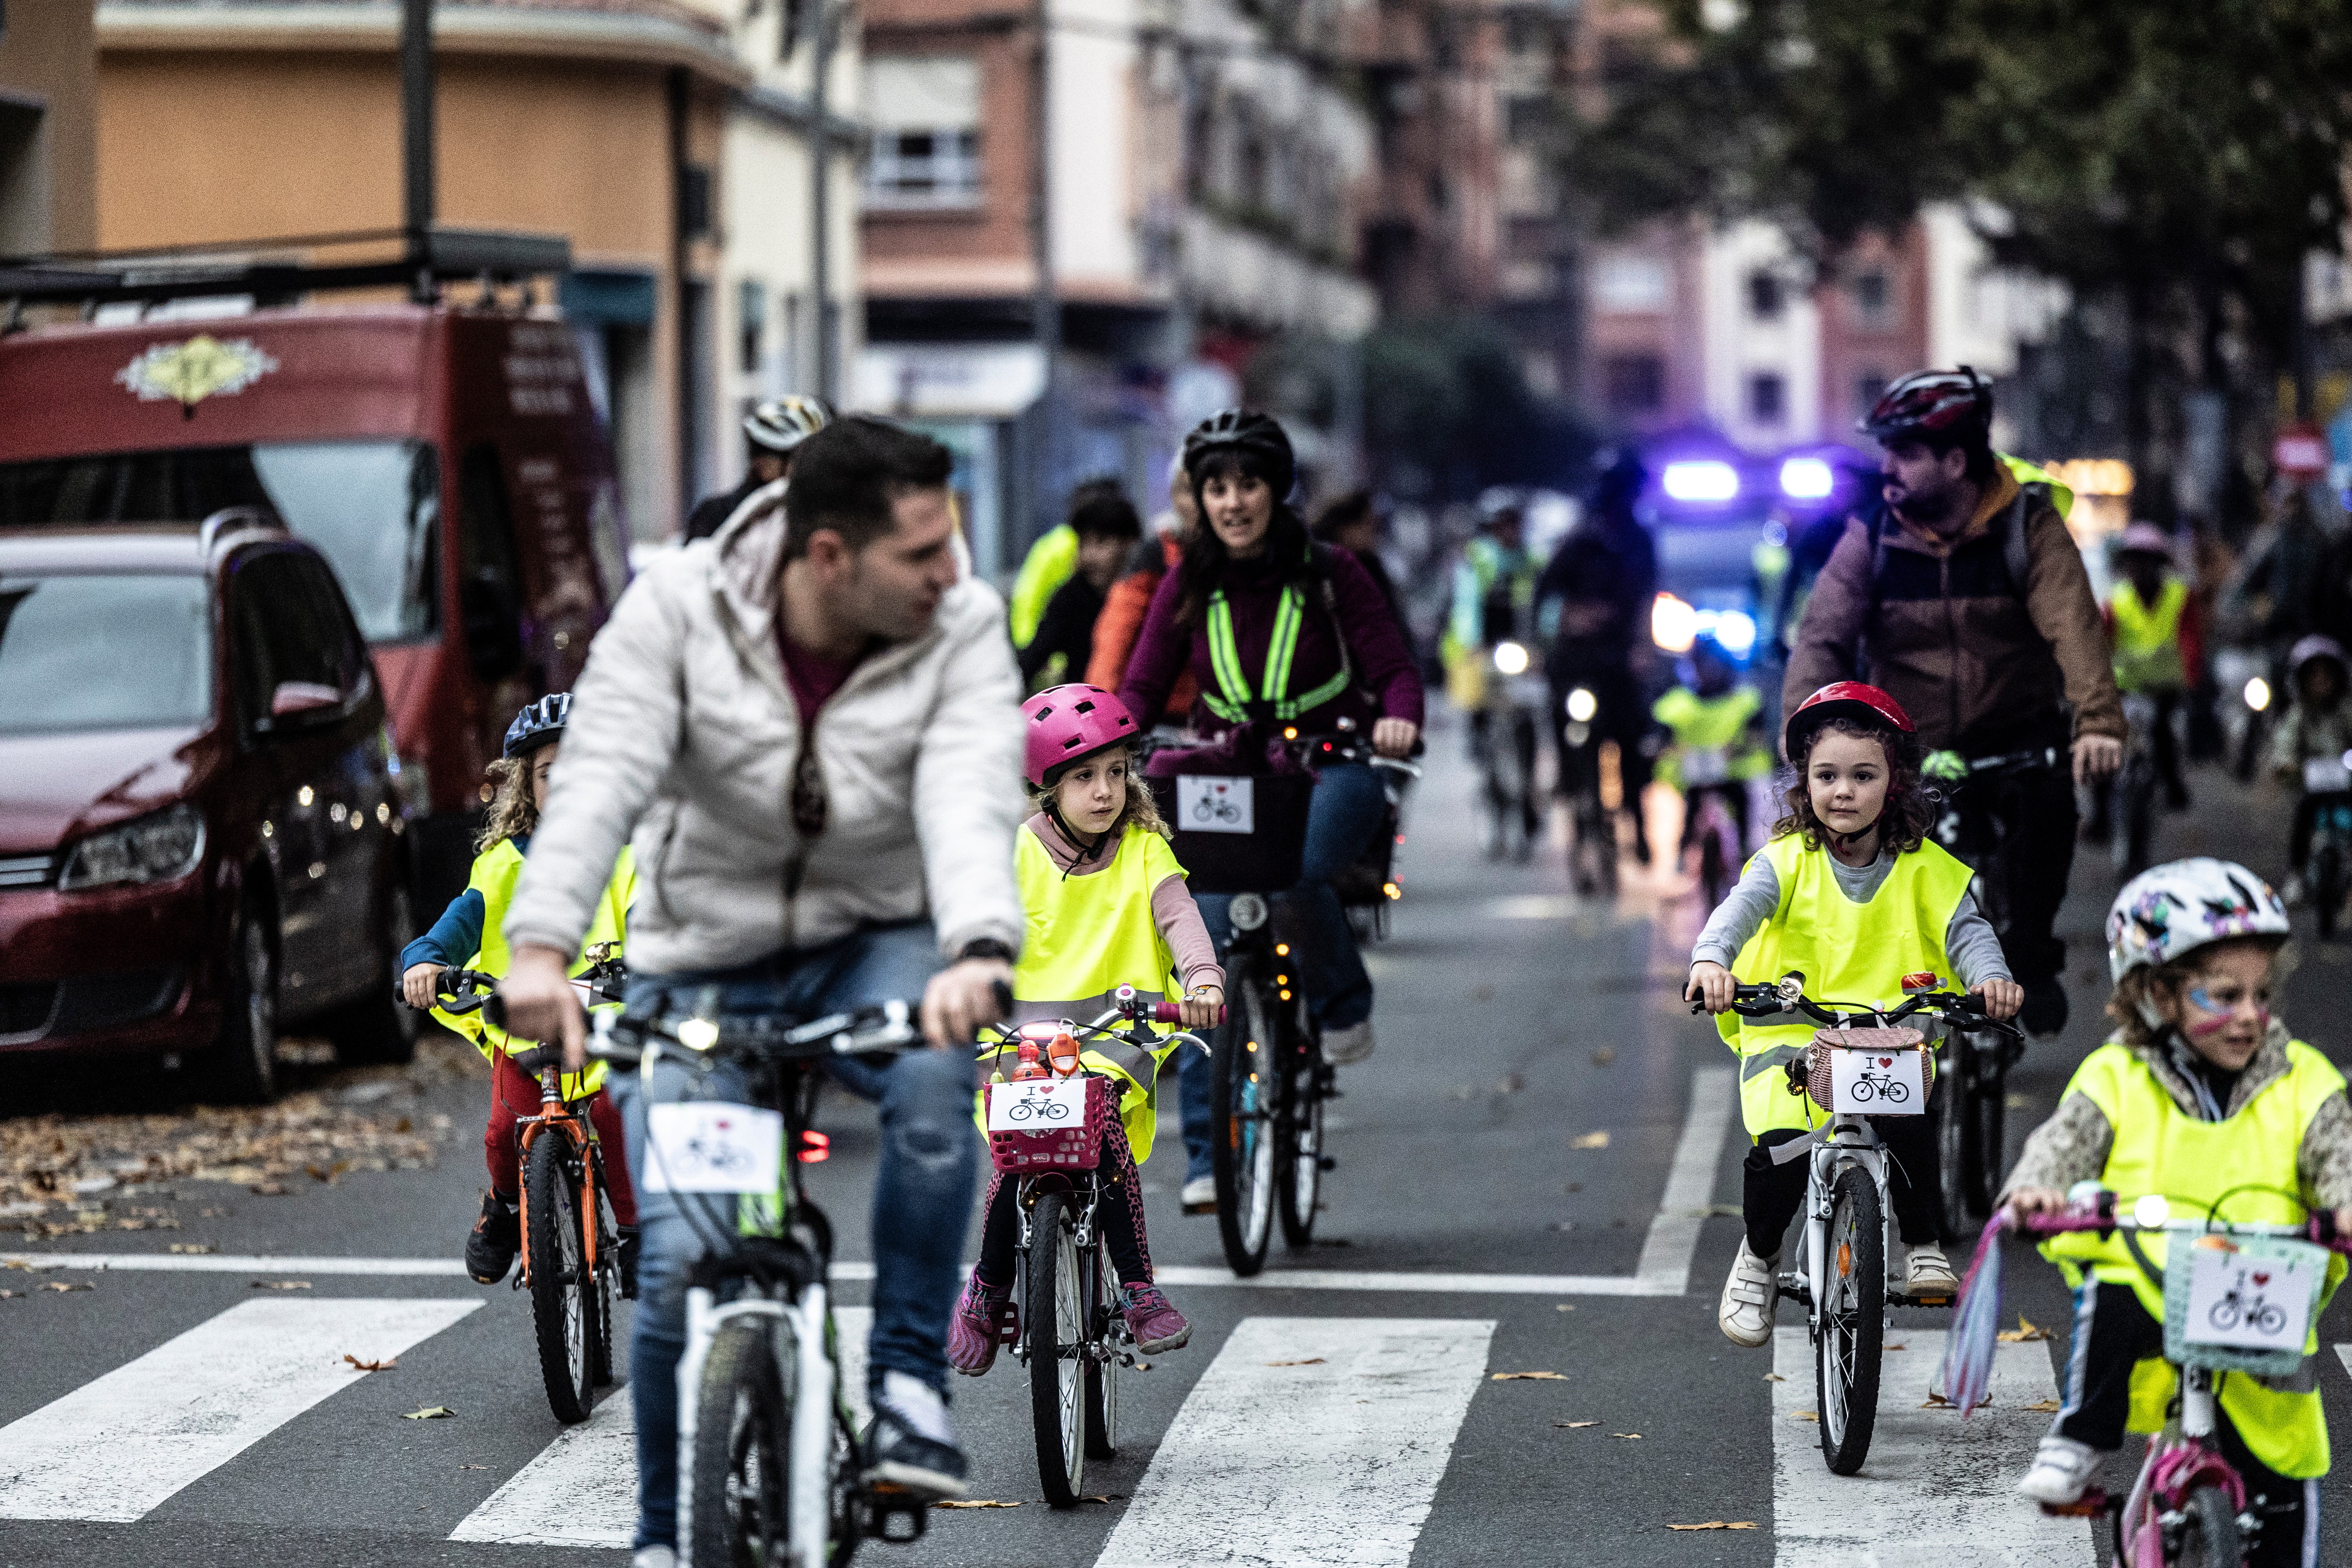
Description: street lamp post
xmin=400 ymin=0 xmax=435 ymax=303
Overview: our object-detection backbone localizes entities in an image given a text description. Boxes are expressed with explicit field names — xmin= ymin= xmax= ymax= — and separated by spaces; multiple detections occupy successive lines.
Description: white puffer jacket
xmin=504 ymin=490 xmax=1025 ymax=975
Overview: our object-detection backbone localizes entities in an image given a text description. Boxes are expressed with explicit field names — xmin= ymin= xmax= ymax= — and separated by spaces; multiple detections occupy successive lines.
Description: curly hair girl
xmin=1770 ymin=714 xmax=1935 ymax=855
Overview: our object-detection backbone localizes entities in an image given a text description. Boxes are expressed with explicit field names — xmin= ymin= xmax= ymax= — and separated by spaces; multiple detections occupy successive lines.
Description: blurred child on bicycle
xmin=2100 ymin=523 xmax=2200 ymax=818
xmin=1652 ymin=632 xmax=1773 ymax=863
xmin=1686 ymin=682 xmax=2021 ymax=1347
xmin=2000 ymin=859 xmax=2352 ymax=1557
xmin=399 ymin=695 xmax=639 ymax=1290
xmin=2269 ymin=635 xmax=2352 ymax=907
xmin=949 ymin=685 xmax=1224 ymax=1376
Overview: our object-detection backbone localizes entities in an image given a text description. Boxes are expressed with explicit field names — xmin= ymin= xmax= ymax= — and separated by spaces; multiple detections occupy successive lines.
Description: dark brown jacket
xmin=1783 ymin=468 xmax=2125 ymax=752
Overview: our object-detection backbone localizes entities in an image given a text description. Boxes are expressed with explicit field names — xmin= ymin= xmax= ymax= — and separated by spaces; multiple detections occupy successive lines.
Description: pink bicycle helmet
xmin=1022 ymin=684 xmax=1140 ymax=787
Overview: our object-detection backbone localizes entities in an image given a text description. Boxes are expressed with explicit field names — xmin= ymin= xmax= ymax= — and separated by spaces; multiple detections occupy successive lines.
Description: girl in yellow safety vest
xmin=948 ymin=684 xmax=1225 ymax=1376
xmin=1688 ymin=682 xmax=2023 ymax=1348
xmin=2002 ymin=859 xmax=2352 ymax=1556
xmin=398 ymin=695 xmax=639 ymax=1290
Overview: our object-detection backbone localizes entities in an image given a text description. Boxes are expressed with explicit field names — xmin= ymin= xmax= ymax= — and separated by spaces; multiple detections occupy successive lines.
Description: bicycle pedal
xmin=2036 ymin=1489 xmax=2109 ymax=1519
xmin=1317 ymin=1155 xmax=1336 ymax=1171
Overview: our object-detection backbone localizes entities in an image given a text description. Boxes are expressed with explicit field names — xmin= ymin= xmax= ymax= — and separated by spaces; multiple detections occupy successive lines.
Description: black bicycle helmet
xmin=1858 ymin=366 xmax=1992 ymax=447
xmin=503 ymin=692 xmax=572 ymax=760
xmin=1182 ymin=408 xmax=1296 ymax=502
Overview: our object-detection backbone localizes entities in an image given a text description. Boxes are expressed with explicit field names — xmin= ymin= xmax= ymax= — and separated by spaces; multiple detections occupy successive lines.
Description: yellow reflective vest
xmin=992 ymin=823 xmax=1191 ymax=1163
xmin=431 ymin=838 xmax=635 ymax=1100
xmin=2042 ymin=1038 xmax=2346 ymax=1479
xmin=2109 ymin=578 xmax=2189 ymax=694
xmin=1652 ymin=685 xmax=1772 ymax=790
xmin=1009 ymin=525 xmax=1078 ymax=649
xmin=1715 ymin=834 xmax=1975 ymax=1138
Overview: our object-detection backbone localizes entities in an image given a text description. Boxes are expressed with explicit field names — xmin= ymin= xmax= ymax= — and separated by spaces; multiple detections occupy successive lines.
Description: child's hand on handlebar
xmin=1179 ymin=985 xmax=1225 ymax=1030
xmin=1970 ymin=977 xmax=2024 ymax=1021
xmin=2004 ymin=1186 xmax=2068 ymax=1221
xmin=401 ymin=962 xmax=445 ymax=1011
xmin=1686 ymin=961 xmax=1736 ymax=1014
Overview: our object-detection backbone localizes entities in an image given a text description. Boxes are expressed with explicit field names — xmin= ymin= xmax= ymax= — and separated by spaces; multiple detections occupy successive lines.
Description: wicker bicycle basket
xmin=984 ymin=1071 xmax=1116 ymax=1173
xmin=1802 ymin=1026 xmax=1933 ymax=1114
xmin=2160 ymin=1232 xmax=2328 ymax=1377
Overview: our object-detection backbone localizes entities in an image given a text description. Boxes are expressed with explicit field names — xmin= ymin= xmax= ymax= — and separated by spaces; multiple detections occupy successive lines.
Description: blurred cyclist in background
xmin=1538 ymin=452 xmax=1659 ymax=865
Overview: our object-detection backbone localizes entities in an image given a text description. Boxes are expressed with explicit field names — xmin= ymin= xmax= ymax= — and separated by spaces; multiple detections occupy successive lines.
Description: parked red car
xmin=0 ymin=516 xmax=413 ymax=1098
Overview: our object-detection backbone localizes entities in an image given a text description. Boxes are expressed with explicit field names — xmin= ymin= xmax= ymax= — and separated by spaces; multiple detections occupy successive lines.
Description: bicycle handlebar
xmin=1690 ymin=971 xmax=2021 ymax=1039
xmin=591 ymin=999 xmax=922 ymax=1070
xmin=2009 ymin=1201 xmax=2352 ymax=1254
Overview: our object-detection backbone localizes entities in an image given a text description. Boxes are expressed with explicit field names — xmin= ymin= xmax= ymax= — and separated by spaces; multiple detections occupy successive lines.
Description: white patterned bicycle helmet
xmin=2106 ymin=858 xmax=2290 ymax=984
xmin=745 ymin=395 xmax=833 ymax=454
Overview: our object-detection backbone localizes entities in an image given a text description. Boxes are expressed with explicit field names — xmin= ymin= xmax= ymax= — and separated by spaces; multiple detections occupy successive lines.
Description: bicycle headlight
xmin=675 ymin=1016 xmax=720 ymax=1053
xmin=1229 ymin=892 xmax=1270 ymax=932
xmin=1564 ymin=687 xmax=1598 ymax=724
xmin=2244 ymin=676 xmax=2272 ymax=713
xmin=2132 ymin=1193 xmax=2170 ymax=1228
xmin=1492 ymin=641 xmax=1530 ymax=676
xmin=58 ymin=802 xmax=206 ymax=892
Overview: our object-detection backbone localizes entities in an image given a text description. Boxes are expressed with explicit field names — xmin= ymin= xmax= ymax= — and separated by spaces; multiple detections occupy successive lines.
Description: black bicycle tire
xmin=1026 ymin=1190 xmax=1086 ymax=1507
xmin=1967 ymin=1079 xmax=2006 ymax=1217
xmin=1278 ymin=1046 xmax=1323 ymax=1249
xmin=1931 ymin=1071 xmax=1968 ymax=1240
xmin=1083 ymin=1239 xmax=1117 ymax=1460
xmin=1817 ymin=1164 xmax=1885 ymax=1475
xmin=1210 ymin=962 xmax=1276 ymax=1276
xmin=688 ymin=1316 xmax=790 ymax=1568
xmin=525 ymin=1134 xmax=594 ymax=1424
xmin=590 ymin=1192 xmax=616 ymax=1388
xmin=2318 ymin=847 xmax=2343 ymax=942
xmin=2176 ymin=1483 xmax=2241 ymax=1568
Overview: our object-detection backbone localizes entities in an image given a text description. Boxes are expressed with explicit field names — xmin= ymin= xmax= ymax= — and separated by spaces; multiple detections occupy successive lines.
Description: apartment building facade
xmin=0 ymin=3 xmax=98 ymax=263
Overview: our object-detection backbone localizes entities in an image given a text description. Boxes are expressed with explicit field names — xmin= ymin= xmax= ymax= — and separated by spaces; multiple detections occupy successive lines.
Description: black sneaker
xmin=617 ymin=1225 xmax=640 ymax=1299
xmin=2020 ymin=979 xmax=2069 ymax=1038
xmin=465 ymin=1191 xmax=520 ymax=1285
xmin=862 ymin=1399 xmax=970 ymax=1500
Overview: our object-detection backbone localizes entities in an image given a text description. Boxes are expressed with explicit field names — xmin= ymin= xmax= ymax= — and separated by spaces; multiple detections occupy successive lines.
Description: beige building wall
xmin=0 ymin=1 xmax=99 ymax=256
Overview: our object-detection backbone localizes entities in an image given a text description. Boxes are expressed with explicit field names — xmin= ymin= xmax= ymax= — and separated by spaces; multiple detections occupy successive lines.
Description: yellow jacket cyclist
xmin=949 ymin=685 xmax=1222 ymax=1376
xmin=1688 ymin=682 xmax=2021 ymax=1348
xmin=2002 ymin=858 xmax=2352 ymax=1544
xmin=398 ymin=694 xmax=639 ymax=1288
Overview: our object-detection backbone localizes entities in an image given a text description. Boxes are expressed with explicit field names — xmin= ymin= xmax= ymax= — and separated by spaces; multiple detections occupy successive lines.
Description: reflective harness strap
xmin=1202 ymin=585 xmax=1353 ymax=724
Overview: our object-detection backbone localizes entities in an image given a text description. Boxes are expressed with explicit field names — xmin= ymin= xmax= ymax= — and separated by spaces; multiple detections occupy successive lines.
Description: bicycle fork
xmin=514 ymin=1067 xmax=601 ymax=1290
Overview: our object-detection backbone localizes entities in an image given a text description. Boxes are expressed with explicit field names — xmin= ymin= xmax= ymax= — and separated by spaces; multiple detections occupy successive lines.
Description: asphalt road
xmin=2 ymin=706 xmax=2348 ymax=1568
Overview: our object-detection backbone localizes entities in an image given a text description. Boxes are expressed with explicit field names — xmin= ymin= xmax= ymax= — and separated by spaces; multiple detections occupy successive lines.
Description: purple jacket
xmin=1117 ymin=546 xmax=1425 ymax=737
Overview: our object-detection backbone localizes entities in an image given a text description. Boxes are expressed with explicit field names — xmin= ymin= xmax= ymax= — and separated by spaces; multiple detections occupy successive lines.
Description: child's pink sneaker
xmin=1119 ymin=1281 xmax=1191 ymax=1353
xmin=948 ymin=1271 xmax=1016 ymax=1376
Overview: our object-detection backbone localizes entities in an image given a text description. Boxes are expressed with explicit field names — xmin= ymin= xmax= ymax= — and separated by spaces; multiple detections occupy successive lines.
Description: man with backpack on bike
xmin=495 ymin=416 xmax=1027 ymax=1568
xmin=1784 ymin=367 xmax=2124 ymax=1036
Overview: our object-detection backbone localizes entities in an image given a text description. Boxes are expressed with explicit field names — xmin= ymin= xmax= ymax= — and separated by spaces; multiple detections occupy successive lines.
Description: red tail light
xmin=798 ymin=1130 xmax=832 ymax=1164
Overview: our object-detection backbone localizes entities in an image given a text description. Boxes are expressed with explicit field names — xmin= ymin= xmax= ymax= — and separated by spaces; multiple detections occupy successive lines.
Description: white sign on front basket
xmin=987 ymin=1078 xmax=1084 ymax=1132
xmin=1178 ymin=775 xmax=1254 ymax=835
xmin=2183 ymin=1244 xmax=2316 ymax=1352
xmin=1828 ymin=1047 xmax=1924 ymax=1115
xmin=2302 ymin=755 xmax=2352 ymax=793
xmin=643 ymin=1102 xmax=785 ymax=1193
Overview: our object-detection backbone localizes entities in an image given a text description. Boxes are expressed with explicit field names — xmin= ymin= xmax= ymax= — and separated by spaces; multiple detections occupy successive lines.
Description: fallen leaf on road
xmin=1886 ymin=1342 xmax=1906 ymax=1351
xmin=252 ymin=1280 xmax=312 ymax=1291
xmin=1569 ymin=1131 xmax=1610 ymax=1150
xmin=1554 ymin=1303 xmax=1575 ymax=1312
xmin=1264 ymin=1358 xmax=1325 ymax=1367
xmin=934 ymin=1500 xmax=1022 ymax=1509
xmin=1998 ymin=1315 xmax=2053 ymax=1343
xmin=1078 ymin=1495 xmax=1126 ymax=1504
xmin=305 ymin=1160 xmax=354 ymax=1185
xmin=2023 ymin=1399 xmax=2062 ymax=1412
xmin=1764 ymin=1373 xmax=1786 ymax=1382
xmin=1666 ymin=1521 xmax=1759 ymax=1531
xmin=345 ymin=1355 xmax=397 ymax=1372
xmin=41 ymin=1281 xmax=91 ymax=1292
xmin=402 ymin=1406 xmax=455 ymax=1420
xmin=0 ymin=1290 xmax=19 ymax=1299
xmin=1591 ymin=1047 xmax=1617 ymax=1066
xmin=1610 ymin=1432 xmax=1642 ymax=1439
xmin=3 ymin=1260 xmax=31 ymax=1270
xmin=1553 ymin=1421 xmax=1599 ymax=1428
xmin=1791 ymin=1410 xmax=1818 ymax=1422
xmin=167 ymin=1243 xmax=216 ymax=1255
xmin=1491 ymin=1372 xmax=1567 ymax=1381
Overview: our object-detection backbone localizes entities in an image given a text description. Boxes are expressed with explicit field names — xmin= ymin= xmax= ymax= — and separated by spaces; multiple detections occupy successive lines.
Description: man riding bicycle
xmin=497 ymin=417 xmax=1026 ymax=1568
xmin=1784 ymin=367 xmax=2123 ymax=1034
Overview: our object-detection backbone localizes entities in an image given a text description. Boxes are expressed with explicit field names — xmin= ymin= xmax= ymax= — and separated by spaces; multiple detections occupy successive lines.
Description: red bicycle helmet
xmin=1022 ymin=684 xmax=1140 ymax=788
xmin=1857 ymin=367 xmax=1991 ymax=446
xmin=1785 ymin=681 xmax=1915 ymax=758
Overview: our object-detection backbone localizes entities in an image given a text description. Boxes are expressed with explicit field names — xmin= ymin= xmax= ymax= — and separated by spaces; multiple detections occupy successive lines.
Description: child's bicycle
xmin=976 ymin=987 xmax=1212 ymax=1508
xmin=1700 ymin=971 xmax=2021 ymax=1474
xmin=427 ymin=951 xmax=628 ymax=1425
xmin=1675 ymin=745 xmax=1746 ymax=910
xmin=2294 ymin=752 xmax=2352 ymax=940
xmin=1983 ymin=1194 xmax=2352 ymax=1566
xmin=583 ymin=991 xmax=936 ymax=1567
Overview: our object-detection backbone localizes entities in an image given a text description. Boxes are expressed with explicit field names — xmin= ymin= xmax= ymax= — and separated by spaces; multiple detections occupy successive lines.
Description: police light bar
xmin=1778 ymin=457 xmax=1836 ymax=500
xmin=1661 ymin=459 xmax=1741 ymax=504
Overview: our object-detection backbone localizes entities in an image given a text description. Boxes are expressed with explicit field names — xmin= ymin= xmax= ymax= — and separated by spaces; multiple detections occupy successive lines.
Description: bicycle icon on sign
xmin=683 ymin=1136 xmax=755 ymax=1175
xmin=1193 ymin=795 xmax=1243 ymax=825
xmin=1847 ymin=1071 xmax=1909 ymax=1105
xmin=1005 ymin=1093 xmax=1075 ymax=1125
xmin=2208 ymin=1281 xmax=2289 ymax=1336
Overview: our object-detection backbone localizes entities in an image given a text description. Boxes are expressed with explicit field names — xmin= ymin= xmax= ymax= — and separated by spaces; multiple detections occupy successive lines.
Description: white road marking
xmin=1636 ymin=1065 xmax=1735 ymax=1292
xmin=1771 ymin=1327 xmax=2094 ymax=1566
xmin=2336 ymin=1344 xmax=2352 ymax=1380
xmin=1 ymin=1252 xmax=471 ymax=1275
xmin=0 ymin=1297 xmax=481 ymax=1521
xmin=445 ymin=1307 xmax=871 ymax=1548
xmin=1094 ymin=1316 xmax=1494 ymax=1568
xmin=1150 ymin=1265 xmax=1672 ymax=1295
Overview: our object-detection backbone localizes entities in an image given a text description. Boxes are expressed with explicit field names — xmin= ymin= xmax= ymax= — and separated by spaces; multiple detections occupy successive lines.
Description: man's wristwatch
xmin=956 ymin=938 xmax=1015 ymax=966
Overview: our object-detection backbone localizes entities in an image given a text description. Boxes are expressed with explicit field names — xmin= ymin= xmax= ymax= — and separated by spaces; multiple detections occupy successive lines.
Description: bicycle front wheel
xmin=1211 ymin=965 xmax=1278 ymax=1276
xmin=687 ymin=1316 xmax=791 ymax=1567
xmin=1084 ymin=1238 xmax=1118 ymax=1461
xmin=1817 ymin=1163 xmax=1885 ymax=1475
xmin=1278 ymin=1048 xmax=1324 ymax=1249
xmin=2176 ymin=1483 xmax=2240 ymax=1568
xmin=1964 ymin=1076 xmax=2005 ymax=1216
xmin=524 ymin=1133 xmax=595 ymax=1423
xmin=1026 ymin=1190 xmax=1089 ymax=1507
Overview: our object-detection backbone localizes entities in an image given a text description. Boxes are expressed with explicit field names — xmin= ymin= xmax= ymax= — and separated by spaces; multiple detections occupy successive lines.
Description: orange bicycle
xmin=434 ymin=951 xmax=628 ymax=1424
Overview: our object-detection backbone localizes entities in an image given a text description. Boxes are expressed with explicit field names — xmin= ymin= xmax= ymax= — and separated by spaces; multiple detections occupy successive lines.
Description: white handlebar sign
xmin=1828 ymin=1047 xmax=1924 ymax=1116
xmin=644 ymin=1102 xmax=784 ymax=1193
xmin=1177 ymin=776 xmax=1254 ymax=835
xmin=987 ymin=1078 xmax=1085 ymax=1132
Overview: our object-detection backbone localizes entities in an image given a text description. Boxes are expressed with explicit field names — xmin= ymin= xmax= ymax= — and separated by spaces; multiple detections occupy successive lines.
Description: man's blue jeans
xmin=611 ymin=920 xmax=978 ymax=1552
xmin=1182 ymin=761 xmax=1385 ymax=1181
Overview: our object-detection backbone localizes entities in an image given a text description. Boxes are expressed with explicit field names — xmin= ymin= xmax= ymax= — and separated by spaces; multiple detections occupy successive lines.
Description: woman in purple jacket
xmin=1119 ymin=410 xmax=1423 ymax=1107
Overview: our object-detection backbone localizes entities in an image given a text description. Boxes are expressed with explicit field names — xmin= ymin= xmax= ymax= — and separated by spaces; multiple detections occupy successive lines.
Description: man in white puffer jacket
xmin=499 ymin=417 xmax=1023 ymax=1566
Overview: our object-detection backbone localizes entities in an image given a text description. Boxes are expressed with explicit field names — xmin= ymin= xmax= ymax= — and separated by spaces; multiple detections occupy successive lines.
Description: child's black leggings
xmin=2054 ymin=1281 xmax=2316 ymax=1568
xmin=974 ymin=1120 xmax=1153 ymax=1290
xmin=1742 ymin=1116 xmax=1943 ymax=1258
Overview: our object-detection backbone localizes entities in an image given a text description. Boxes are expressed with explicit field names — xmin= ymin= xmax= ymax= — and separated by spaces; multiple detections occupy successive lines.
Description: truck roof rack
xmin=0 ymin=227 xmax=572 ymax=313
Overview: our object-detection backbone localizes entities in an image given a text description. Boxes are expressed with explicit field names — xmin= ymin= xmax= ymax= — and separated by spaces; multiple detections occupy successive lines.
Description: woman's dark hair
xmin=1770 ymin=715 xmax=1934 ymax=854
xmin=1174 ymin=443 xmax=1313 ymax=624
xmin=1067 ymin=479 xmax=1142 ymax=542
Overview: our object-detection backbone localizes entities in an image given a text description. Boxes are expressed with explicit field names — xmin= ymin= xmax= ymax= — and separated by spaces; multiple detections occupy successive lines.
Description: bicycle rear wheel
xmin=1931 ymin=1073 xmax=1969 ymax=1240
xmin=1816 ymin=1163 xmax=1885 ymax=1475
xmin=1025 ymin=1190 xmax=1089 ymax=1506
xmin=1965 ymin=1076 xmax=2005 ymax=1216
xmin=1278 ymin=1049 xmax=1324 ymax=1249
xmin=1211 ymin=965 xmax=1277 ymax=1276
xmin=687 ymin=1316 xmax=791 ymax=1568
xmin=524 ymin=1134 xmax=595 ymax=1423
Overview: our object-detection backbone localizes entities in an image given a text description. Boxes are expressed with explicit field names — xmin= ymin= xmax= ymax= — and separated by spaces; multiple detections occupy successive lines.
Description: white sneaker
xmin=1905 ymin=1243 xmax=1959 ymax=1299
xmin=1180 ymin=1175 xmax=1216 ymax=1212
xmin=1717 ymin=1239 xmax=1778 ymax=1347
xmin=1323 ymin=1020 xmax=1376 ymax=1065
xmin=632 ymin=1548 xmax=678 ymax=1568
xmin=2016 ymin=1435 xmax=2102 ymax=1504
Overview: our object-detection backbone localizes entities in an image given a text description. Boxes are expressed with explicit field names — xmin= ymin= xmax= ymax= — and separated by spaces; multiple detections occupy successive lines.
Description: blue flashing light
xmin=1713 ymin=610 xmax=1757 ymax=658
xmin=1661 ymin=459 xmax=1740 ymax=504
xmin=1779 ymin=456 xmax=1836 ymax=501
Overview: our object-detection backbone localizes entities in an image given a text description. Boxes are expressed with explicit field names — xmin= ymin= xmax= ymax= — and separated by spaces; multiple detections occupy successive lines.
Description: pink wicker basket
xmin=1803 ymin=1026 xmax=1932 ymax=1114
xmin=986 ymin=1072 xmax=1116 ymax=1172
